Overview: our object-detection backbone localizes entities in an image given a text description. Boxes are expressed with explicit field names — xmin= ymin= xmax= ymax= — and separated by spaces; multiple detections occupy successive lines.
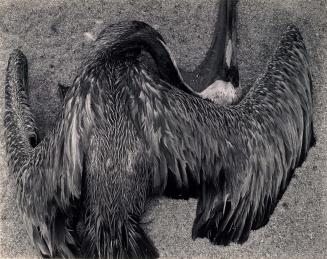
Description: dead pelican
xmin=4 ymin=0 xmax=314 ymax=258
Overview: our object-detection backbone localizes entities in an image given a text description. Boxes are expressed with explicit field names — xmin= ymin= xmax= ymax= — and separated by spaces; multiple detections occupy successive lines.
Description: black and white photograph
xmin=0 ymin=0 xmax=326 ymax=258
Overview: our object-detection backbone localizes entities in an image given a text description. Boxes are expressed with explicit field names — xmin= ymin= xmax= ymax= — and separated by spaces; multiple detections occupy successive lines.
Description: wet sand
xmin=0 ymin=0 xmax=326 ymax=258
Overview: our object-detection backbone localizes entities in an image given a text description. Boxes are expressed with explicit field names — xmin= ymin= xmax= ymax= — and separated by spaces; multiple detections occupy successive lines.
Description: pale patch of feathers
xmin=200 ymin=80 xmax=237 ymax=105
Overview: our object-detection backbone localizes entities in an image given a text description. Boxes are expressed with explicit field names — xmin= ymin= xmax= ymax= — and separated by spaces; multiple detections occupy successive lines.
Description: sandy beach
xmin=0 ymin=0 xmax=326 ymax=258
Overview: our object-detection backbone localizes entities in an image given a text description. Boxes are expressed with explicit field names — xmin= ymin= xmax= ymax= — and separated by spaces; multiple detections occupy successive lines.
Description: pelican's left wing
xmin=126 ymin=24 xmax=314 ymax=245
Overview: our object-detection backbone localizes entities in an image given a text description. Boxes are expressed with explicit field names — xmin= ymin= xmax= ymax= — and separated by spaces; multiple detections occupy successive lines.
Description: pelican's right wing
xmin=127 ymin=24 xmax=314 ymax=244
xmin=4 ymin=50 xmax=94 ymax=257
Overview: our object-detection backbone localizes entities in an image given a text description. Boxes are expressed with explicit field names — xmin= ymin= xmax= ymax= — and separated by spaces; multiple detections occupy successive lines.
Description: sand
xmin=0 ymin=0 xmax=326 ymax=258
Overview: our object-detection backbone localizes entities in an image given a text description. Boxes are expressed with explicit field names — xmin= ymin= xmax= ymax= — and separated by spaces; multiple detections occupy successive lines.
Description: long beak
xmin=180 ymin=0 xmax=239 ymax=91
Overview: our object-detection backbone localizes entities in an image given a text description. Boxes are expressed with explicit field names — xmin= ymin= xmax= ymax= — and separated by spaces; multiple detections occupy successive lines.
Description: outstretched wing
xmin=127 ymin=24 xmax=314 ymax=244
xmin=4 ymin=50 xmax=94 ymax=256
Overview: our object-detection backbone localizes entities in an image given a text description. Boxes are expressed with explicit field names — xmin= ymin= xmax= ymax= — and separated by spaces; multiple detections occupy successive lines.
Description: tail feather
xmin=124 ymin=215 xmax=159 ymax=259
xmin=81 ymin=214 xmax=158 ymax=259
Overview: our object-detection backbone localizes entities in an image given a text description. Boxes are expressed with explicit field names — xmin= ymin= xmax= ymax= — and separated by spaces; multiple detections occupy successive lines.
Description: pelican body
xmin=4 ymin=0 xmax=314 ymax=258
